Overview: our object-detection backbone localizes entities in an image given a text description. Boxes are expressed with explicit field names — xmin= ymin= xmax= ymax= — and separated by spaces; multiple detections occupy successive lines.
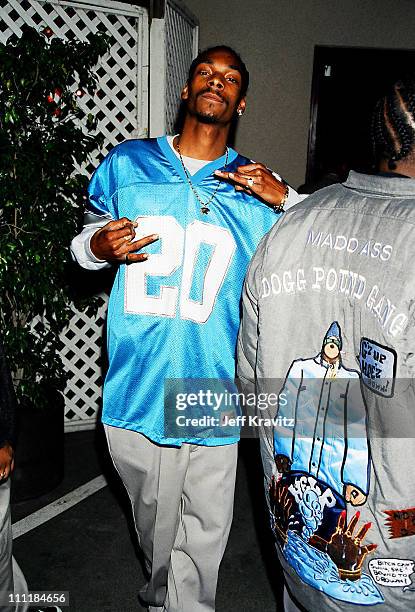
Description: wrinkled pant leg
xmin=105 ymin=426 xmax=187 ymax=608
xmin=164 ymin=443 xmax=238 ymax=612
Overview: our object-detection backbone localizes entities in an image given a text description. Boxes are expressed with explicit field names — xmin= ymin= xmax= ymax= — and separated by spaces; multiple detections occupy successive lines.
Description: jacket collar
xmin=344 ymin=170 xmax=415 ymax=197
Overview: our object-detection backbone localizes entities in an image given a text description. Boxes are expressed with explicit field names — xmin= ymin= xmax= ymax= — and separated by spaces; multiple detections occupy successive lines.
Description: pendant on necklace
xmin=175 ymin=140 xmax=229 ymax=217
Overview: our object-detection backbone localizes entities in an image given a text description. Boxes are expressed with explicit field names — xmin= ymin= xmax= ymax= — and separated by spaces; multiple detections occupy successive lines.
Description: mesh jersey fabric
xmin=87 ymin=136 xmax=280 ymax=446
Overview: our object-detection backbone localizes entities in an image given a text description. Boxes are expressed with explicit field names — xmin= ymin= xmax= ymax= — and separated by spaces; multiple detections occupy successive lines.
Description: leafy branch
xmin=0 ymin=25 xmax=109 ymax=407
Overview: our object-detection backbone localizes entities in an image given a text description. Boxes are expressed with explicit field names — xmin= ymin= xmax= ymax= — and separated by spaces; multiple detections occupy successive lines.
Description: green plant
xmin=0 ymin=25 xmax=108 ymax=406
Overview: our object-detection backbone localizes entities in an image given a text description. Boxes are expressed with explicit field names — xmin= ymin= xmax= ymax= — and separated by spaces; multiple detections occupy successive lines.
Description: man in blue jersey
xmin=71 ymin=46 xmax=303 ymax=611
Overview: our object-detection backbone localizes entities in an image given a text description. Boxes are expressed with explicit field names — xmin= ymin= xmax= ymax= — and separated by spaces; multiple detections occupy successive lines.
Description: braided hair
xmin=371 ymin=78 xmax=415 ymax=170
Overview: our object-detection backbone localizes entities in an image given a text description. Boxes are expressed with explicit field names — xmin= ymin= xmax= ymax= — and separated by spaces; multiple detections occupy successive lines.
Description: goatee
xmin=194 ymin=111 xmax=220 ymax=124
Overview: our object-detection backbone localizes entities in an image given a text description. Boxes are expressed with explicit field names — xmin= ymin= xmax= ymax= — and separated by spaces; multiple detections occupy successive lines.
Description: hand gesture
xmin=0 ymin=443 xmax=14 ymax=481
xmin=215 ymin=163 xmax=288 ymax=208
xmin=309 ymin=510 xmax=377 ymax=581
xmin=90 ymin=217 xmax=159 ymax=264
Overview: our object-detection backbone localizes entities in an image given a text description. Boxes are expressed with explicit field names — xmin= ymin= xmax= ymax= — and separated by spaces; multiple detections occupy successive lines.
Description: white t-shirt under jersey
xmin=166 ymin=135 xmax=211 ymax=174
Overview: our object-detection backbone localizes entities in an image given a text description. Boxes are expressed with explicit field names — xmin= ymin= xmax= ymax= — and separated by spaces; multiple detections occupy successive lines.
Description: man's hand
xmin=0 ymin=443 xmax=14 ymax=481
xmin=90 ymin=217 xmax=159 ymax=264
xmin=215 ymin=163 xmax=288 ymax=208
xmin=344 ymin=484 xmax=367 ymax=506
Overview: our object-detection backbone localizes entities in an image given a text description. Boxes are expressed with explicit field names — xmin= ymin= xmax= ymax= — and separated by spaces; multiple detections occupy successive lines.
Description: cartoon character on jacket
xmin=274 ymin=321 xmax=369 ymax=510
xmin=269 ymin=322 xmax=382 ymax=605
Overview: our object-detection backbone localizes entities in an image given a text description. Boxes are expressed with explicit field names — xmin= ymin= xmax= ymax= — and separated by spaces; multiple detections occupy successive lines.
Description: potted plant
xmin=0 ymin=25 xmax=108 ymax=500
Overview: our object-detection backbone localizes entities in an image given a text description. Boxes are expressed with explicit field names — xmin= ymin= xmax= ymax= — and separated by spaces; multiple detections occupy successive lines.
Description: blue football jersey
xmin=87 ymin=136 xmax=279 ymax=446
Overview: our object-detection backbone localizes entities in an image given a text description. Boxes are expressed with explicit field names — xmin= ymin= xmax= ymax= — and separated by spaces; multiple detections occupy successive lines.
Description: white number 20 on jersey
xmin=125 ymin=216 xmax=236 ymax=323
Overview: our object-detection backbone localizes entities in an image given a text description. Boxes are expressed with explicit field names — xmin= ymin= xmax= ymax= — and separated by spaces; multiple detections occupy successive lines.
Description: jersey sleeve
xmin=70 ymin=154 xmax=115 ymax=270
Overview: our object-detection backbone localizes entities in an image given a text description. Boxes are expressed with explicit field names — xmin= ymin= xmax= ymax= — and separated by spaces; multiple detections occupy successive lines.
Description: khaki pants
xmin=105 ymin=425 xmax=238 ymax=612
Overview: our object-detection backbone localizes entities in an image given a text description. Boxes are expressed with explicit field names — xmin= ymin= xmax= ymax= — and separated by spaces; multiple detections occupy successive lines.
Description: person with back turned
xmin=237 ymin=77 xmax=415 ymax=611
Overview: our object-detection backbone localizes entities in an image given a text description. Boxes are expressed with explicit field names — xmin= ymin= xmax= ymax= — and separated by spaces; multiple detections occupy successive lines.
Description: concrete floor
xmin=11 ymin=430 xmax=282 ymax=612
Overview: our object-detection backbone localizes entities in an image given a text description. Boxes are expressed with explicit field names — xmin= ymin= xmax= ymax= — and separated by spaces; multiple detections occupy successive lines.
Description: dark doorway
xmin=304 ymin=46 xmax=415 ymax=190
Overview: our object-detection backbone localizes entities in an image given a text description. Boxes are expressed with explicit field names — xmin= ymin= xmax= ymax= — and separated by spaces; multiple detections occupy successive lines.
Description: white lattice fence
xmin=59 ymin=295 xmax=109 ymax=430
xmin=164 ymin=0 xmax=198 ymax=133
xmin=0 ymin=0 xmax=148 ymax=430
xmin=149 ymin=0 xmax=198 ymax=136
xmin=0 ymin=0 xmax=148 ymax=170
xmin=2 ymin=0 xmax=198 ymax=430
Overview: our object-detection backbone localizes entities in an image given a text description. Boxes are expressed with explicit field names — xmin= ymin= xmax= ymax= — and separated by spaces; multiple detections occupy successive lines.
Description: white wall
xmin=183 ymin=0 xmax=415 ymax=187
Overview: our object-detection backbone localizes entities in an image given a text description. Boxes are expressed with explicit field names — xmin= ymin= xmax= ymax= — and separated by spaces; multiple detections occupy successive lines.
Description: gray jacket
xmin=238 ymin=171 xmax=415 ymax=611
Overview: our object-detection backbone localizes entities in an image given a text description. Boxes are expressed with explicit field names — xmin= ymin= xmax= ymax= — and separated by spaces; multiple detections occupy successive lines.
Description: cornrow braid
xmin=371 ymin=78 xmax=415 ymax=170
xmin=371 ymin=99 xmax=392 ymax=167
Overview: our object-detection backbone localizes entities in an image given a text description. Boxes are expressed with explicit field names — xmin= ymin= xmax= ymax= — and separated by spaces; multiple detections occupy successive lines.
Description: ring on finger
xmin=247 ymin=177 xmax=255 ymax=188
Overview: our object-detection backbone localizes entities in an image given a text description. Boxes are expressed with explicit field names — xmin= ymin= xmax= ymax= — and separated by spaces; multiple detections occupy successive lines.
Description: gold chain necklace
xmin=176 ymin=140 xmax=229 ymax=214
